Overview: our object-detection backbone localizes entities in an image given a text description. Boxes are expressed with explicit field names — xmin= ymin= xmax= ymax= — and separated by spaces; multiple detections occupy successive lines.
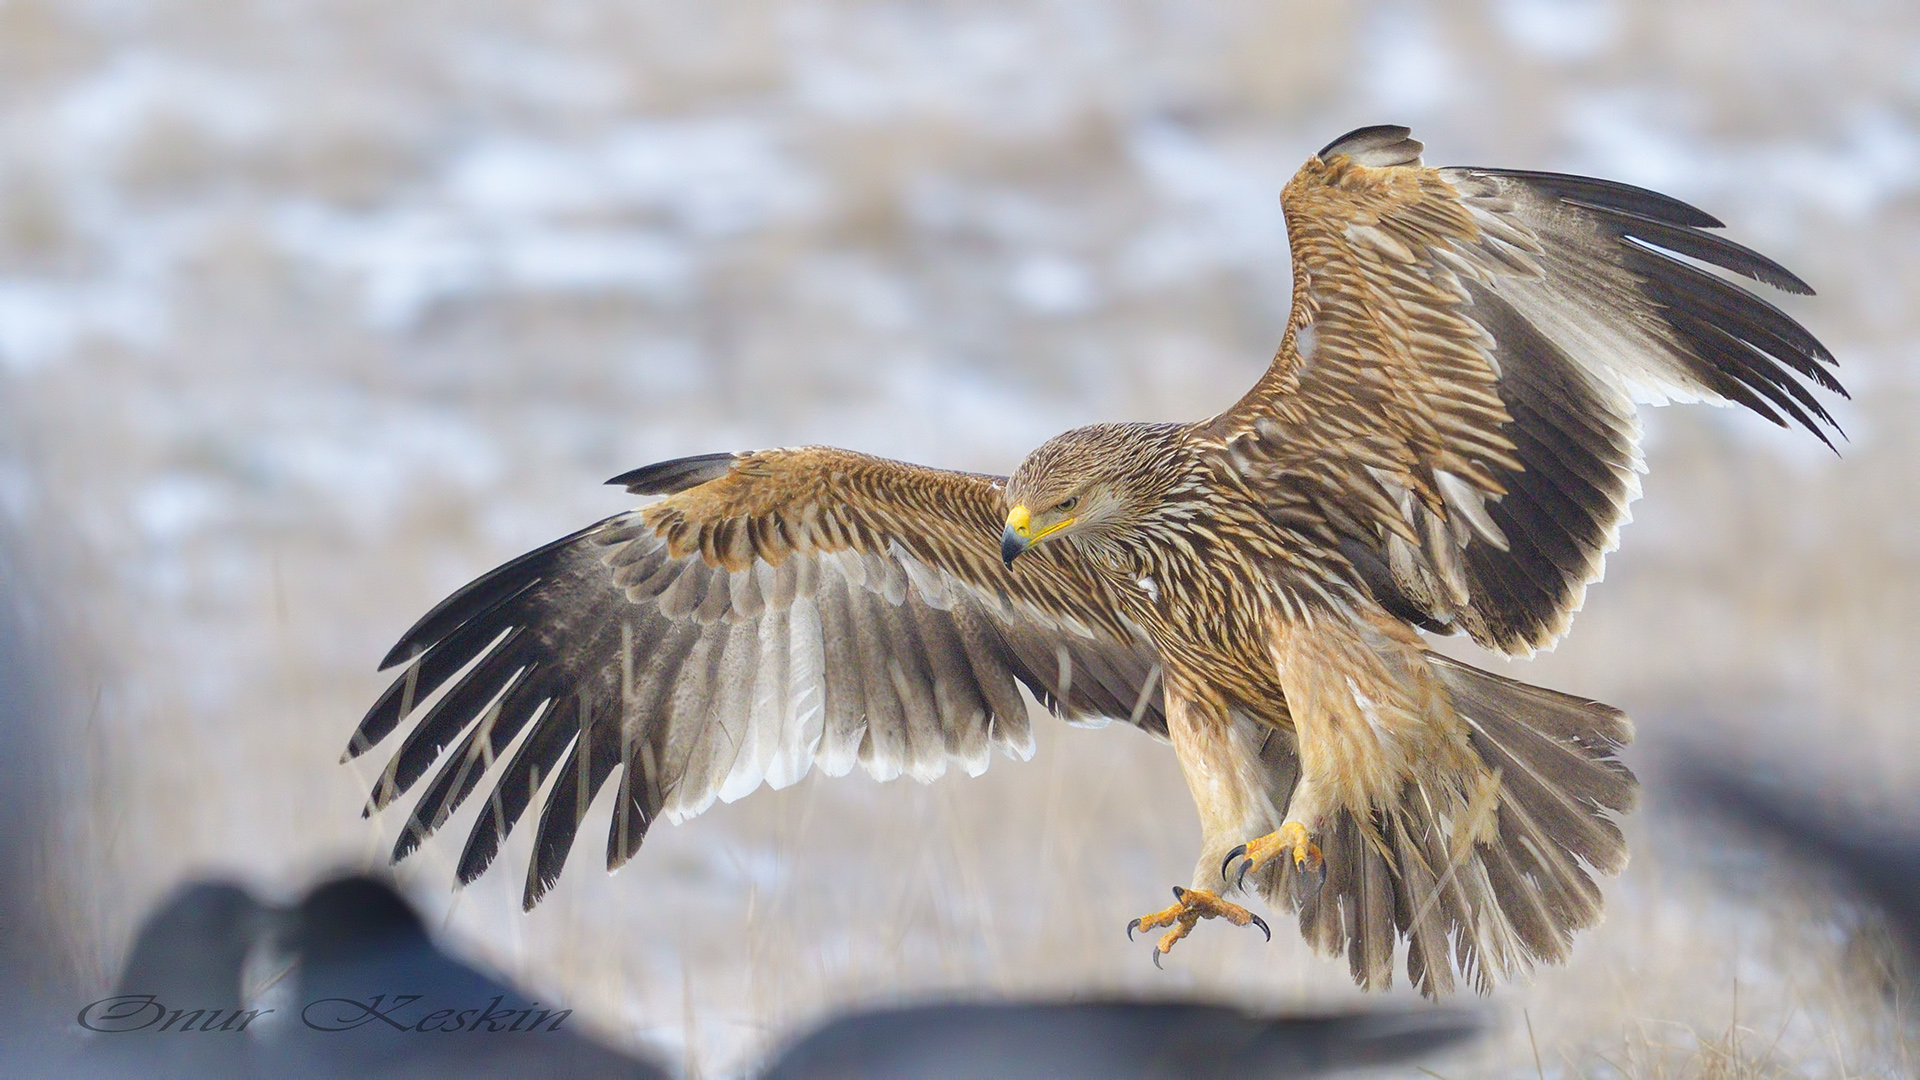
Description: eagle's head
xmin=1001 ymin=422 xmax=1190 ymax=568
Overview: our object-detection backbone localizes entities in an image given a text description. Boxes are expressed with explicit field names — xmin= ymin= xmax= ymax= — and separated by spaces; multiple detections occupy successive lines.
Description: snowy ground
xmin=3 ymin=0 xmax=1918 ymax=1075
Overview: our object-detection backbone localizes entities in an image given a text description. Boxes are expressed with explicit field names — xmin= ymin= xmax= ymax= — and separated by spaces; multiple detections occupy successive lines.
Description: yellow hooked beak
xmin=1001 ymin=504 xmax=1074 ymax=567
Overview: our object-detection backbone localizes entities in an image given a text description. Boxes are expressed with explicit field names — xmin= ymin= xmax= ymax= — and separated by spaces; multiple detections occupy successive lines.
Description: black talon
xmin=1126 ymin=918 xmax=1141 ymax=941
xmin=1151 ymin=949 xmax=1165 ymax=970
xmin=1248 ymin=913 xmax=1270 ymax=941
xmin=1221 ymin=843 xmax=1248 ymax=880
xmin=1287 ymin=857 xmax=1327 ymax=908
xmin=1171 ymin=886 xmax=1186 ymax=901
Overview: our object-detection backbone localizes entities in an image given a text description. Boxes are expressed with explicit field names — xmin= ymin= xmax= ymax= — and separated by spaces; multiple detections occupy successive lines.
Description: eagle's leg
xmin=1127 ymin=886 xmax=1269 ymax=967
xmin=1130 ymin=684 xmax=1277 ymax=965
xmin=1222 ymin=758 xmax=1329 ymax=903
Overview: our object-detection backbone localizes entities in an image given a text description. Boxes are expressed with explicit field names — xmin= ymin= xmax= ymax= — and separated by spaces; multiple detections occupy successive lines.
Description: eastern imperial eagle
xmin=345 ymin=126 xmax=1841 ymax=996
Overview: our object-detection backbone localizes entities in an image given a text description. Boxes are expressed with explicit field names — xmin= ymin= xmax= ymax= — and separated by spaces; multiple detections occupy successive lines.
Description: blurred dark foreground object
xmin=1671 ymin=755 xmax=1920 ymax=980
xmin=85 ymin=882 xmax=268 ymax=1079
xmin=76 ymin=874 xmax=1481 ymax=1078
xmin=763 ymin=1001 xmax=1481 ymax=1080
xmin=280 ymin=876 xmax=665 ymax=1078
xmin=83 ymin=875 xmax=663 ymax=1080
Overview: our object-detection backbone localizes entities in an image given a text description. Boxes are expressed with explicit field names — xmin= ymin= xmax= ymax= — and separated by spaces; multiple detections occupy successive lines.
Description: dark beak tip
xmin=999 ymin=526 xmax=1028 ymax=568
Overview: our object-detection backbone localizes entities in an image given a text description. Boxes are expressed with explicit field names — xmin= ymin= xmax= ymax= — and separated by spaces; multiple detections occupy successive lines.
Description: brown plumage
xmin=346 ymin=125 xmax=1842 ymax=996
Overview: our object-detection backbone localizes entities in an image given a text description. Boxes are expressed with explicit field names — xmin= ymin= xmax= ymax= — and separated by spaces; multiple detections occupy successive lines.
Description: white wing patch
xmin=606 ymin=526 xmax=1076 ymax=825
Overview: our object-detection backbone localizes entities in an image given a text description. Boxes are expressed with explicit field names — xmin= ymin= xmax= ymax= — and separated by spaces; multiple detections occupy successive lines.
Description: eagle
xmin=345 ymin=126 xmax=1841 ymax=996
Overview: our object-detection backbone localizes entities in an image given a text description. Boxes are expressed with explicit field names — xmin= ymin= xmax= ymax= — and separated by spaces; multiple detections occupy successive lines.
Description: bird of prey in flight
xmin=345 ymin=125 xmax=1841 ymax=996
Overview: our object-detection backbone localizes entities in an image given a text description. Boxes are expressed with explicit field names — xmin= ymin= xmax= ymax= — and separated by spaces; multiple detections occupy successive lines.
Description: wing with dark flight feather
xmin=1211 ymin=124 xmax=1843 ymax=654
xmin=345 ymin=447 xmax=1164 ymax=908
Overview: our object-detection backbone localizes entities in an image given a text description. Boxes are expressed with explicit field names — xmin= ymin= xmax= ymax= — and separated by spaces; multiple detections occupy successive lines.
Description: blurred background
xmin=2 ymin=0 xmax=1916 ymax=1075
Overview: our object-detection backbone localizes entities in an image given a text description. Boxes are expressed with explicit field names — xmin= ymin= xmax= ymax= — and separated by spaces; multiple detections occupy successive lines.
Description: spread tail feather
xmin=1261 ymin=655 xmax=1637 ymax=997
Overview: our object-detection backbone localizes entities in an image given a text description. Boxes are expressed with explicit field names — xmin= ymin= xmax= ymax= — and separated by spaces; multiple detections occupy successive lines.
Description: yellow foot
xmin=1126 ymin=886 xmax=1269 ymax=968
xmin=1222 ymin=820 xmax=1325 ymax=890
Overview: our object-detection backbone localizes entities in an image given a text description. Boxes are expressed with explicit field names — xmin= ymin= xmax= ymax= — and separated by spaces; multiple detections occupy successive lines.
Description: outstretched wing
xmin=346 ymin=448 xmax=1165 ymax=908
xmin=1210 ymin=124 xmax=1843 ymax=654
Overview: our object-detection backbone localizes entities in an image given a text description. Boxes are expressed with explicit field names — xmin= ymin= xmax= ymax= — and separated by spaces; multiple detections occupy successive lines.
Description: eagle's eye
xmin=1055 ymin=496 xmax=1080 ymax=513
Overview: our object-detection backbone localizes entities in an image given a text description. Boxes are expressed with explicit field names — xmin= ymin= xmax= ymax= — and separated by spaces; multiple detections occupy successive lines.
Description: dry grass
xmin=1 ymin=0 xmax=1917 ymax=1076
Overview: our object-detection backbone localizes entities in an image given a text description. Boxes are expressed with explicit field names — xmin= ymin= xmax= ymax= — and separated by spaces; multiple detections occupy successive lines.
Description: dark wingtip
xmin=377 ymin=641 xmax=422 ymax=674
xmin=521 ymin=874 xmax=550 ymax=912
xmin=1770 ymin=268 xmax=1817 ymax=298
xmin=607 ymin=452 xmax=742 ymax=495
xmin=373 ymin=522 xmax=594 ymax=672
xmin=391 ymin=819 xmax=428 ymax=865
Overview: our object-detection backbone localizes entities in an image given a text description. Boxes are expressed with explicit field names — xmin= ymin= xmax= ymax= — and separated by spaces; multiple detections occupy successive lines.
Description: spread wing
xmin=345 ymin=448 xmax=1165 ymax=908
xmin=1210 ymin=125 xmax=1843 ymax=654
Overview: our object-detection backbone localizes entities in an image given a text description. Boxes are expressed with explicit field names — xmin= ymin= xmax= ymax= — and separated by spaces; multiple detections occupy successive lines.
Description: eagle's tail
xmin=1261 ymin=655 xmax=1637 ymax=997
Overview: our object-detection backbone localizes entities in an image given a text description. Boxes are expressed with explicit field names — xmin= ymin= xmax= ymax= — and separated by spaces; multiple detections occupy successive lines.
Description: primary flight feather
xmin=346 ymin=125 xmax=1841 ymax=996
